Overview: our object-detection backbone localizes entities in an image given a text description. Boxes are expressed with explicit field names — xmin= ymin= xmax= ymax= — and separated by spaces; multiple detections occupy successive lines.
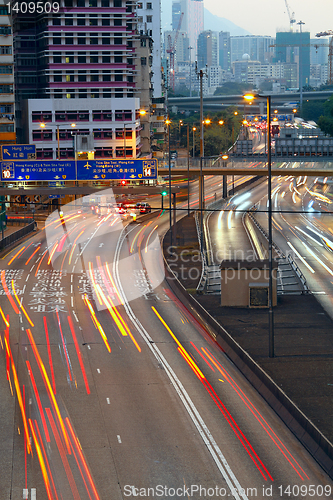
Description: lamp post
xmin=192 ymin=126 xmax=196 ymax=158
xmin=40 ymin=122 xmax=76 ymax=160
xmin=187 ymin=123 xmax=190 ymax=216
xmin=165 ymin=118 xmax=172 ymax=246
xmin=244 ymin=93 xmax=274 ymax=358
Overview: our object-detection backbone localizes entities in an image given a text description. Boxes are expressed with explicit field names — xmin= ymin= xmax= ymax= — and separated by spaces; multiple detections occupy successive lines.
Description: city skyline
xmin=162 ymin=0 xmax=332 ymax=38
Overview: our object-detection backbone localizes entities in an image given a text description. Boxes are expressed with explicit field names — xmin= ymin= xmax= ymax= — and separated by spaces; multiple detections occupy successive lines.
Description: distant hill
xmin=204 ymin=8 xmax=252 ymax=36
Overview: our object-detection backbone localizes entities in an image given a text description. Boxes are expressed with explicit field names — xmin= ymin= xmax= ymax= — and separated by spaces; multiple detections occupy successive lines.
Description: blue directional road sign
xmin=1 ymin=158 xmax=157 ymax=182
xmin=1 ymin=160 xmax=76 ymax=181
xmin=1 ymin=144 xmax=36 ymax=160
xmin=77 ymin=159 xmax=157 ymax=181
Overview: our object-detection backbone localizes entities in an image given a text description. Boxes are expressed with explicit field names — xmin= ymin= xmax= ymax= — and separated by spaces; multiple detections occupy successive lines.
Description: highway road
xmin=1 ymin=182 xmax=333 ymax=500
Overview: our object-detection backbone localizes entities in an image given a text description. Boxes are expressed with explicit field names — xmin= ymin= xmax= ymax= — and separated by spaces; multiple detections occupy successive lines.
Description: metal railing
xmin=0 ymin=221 xmax=36 ymax=251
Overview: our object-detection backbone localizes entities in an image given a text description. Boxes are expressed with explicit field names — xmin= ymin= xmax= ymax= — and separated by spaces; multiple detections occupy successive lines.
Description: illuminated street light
xmin=244 ymin=92 xmax=274 ymax=358
xmin=165 ymin=118 xmax=172 ymax=245
xmin=40 ymin=121 xmax=76 ymax=160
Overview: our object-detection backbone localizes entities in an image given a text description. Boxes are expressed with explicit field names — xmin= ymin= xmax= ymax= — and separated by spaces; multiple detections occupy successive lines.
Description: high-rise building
xmin=275 ymin=31 xmax=310 ymax=87
xmin=197 ymin=31 xmax=219 ymax=69
xmin=219 ymin=32 xmax=231 ymax=72
xmin=12 ymin=0 xmax=144 ymax=159
xmin=0 ymin=1 xmax=15 ymax=147
xmin=171 ymin=0 xmax=203 ymax=58
xmin=230 ymin=35 xmax=275 ymax=64
xmin=136 ymin=0 xmax=162 ymax=98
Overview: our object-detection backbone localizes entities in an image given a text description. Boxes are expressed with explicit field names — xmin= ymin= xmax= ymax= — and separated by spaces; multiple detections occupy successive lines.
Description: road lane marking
xmin=72 ymin=311 xmax=79 ymax=322
xmin=117 ymin=435 xmax=122 ymax=443
xmin=25 ymin=274 xmax=30 ymax=282
xmin=97 ymin=369 xmax=100 ymax=373
xmin=106 ymin=398 xmax=110 ymax=404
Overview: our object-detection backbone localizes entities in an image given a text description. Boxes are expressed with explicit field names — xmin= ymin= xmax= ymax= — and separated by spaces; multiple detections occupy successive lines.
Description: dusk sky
xmin=162 ymin=0 xmax=332 ymax=38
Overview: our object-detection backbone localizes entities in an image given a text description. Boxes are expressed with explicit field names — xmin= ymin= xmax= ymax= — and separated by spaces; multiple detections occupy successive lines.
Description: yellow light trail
xmin=83 ymin=295 xmax=111 ymax=352
xmin=8 ymin=246 xmax=26 ymax=266
xmin=12 ymin=279 xmax=34 ymax=327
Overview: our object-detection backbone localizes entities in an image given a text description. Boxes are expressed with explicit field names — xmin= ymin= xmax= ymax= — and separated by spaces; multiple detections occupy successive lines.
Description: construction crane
xmin=284 ymin=0 xmax=296 ymax=31
xmin=315 ymin=31 xmax=333 ymax=85
xmin=166 ymin=12 xmax=184 ymax=91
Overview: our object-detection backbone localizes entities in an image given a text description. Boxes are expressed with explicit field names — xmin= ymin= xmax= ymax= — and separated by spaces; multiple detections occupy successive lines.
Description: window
xmin=0 ymin=6 xmax=8 ymax=14
xmin=0 ymin=46 xmax=12 ymax=55
xmin=137 ymin=16 xmax=143 ymax=23
xmin=91 ymin=90 xmax=99 ymax=98
xmin=141 ymin=38 xmax=146 ymax=47
xmin=91 ymin=74 xmax=99 ymax=81
xmin=78 ymin=55 xmax=86 ymax=63
xmin=78 ymin=112 xmax=89 ymax=120
xmin=89 ymin=0 xmax=97 ymax=5
xmin=102 ymin=18 xmax=110 ymax=25
xmin=77 ymin=0 xmax=85 ymax=6
xmin=65 ymin=56 xmax=74 ymax=63
xmin=54 ymin=75 xmax=62 ymax=82
xmin=146 ymin=2 xmax=152 ymax=8
xmin=102 ymin=56 xmax=110 ymax=63
xmin=90 ymin=36 xmax=98 ymax=44
xmin=101 ymin=0 xmax=109 ymax=5
xmin=92 ymin=111 xmax=102 ymax=120
xmin=102 ymin=36 xmax=110 ymax=45
xmin=65 ymin=16 xmax=73 ymax=25
xmin=114 ymin=34 xmax=122 ymax=45
xmin=141 ymin=57 xmax=146 ymax=66
xmin=64 ymin=0 xmax=73 ymax=6
xmin=53 ymin=55 xmax=61 ymax=63
xmin=78 ymin=89 xmax=87 ymax=98
xmin=127 ymin=58 xmax=133 ymax=65
xmin=77 ymin=17 xmax=86 ymax=25
xmin=78 ymin=34 xmax=86 ymax=44
xmin=78 ymin=75 xmax=87 ymax=81
xmin=0 ymin=84 xmax=13 ymax=93
xmin=53 ymin=17 xmax=61 ymax=25
xmin=66 ymin=74 xmax=74 ymax=82
xmin=65 ymin=37 xmax=74 ymax=45
xmin=114 ymin=14 xmax=122 ymax=26
xmin=53 ymin=36 xmax=61 ymax=44
xmin=0 ymin=65 xmax=12 ymax=74
xmin=90 ymin=55 xmax=98 ymax=62
xmin=0 ymin=26 xmax=11 ymax=35
xmin=89 ymin=17 xmax=98 ymax=25
xmin=115 ymin=55 xmax=122 ymax=63
xmin=113 ymin=0 xmax=121 ymax=6
xmin=102 ymin=74 xmax=111 ymax=81
xmin=146 ymin=15 xmax=152 ymax=22
xmin=137 ymin=2 xmax=142 ymax=7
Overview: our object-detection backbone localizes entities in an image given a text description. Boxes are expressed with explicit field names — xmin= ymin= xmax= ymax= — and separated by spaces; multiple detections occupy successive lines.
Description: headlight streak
xmin=145 ymin=225 xmax=158 ymax=253
xmin=65 ymin=418 xmax=101 ymax=500
xmin=217 ymin=210 xmax=224 ymax=230
xmin=47 ymin=242 xmax=59 ymax=265
xmin=130 ymin=223 xmax=149 ymax=254
xmin=7 ymin=245 xmax=26 ymax=266
xmin=67 ymin=316 xmax=90 ymax=395
xmin=292 ymin=192 xmax=297 ymax=204
xmin=26 ymin=360 xmax=50 ymax=442
xmin=43 ymin=316 xmax=56 ymax=394
xmin=302 ymin=241 xmax=333 ymax=276
xmin=287 ymin=243 xmax=315 ymax=273
xmin=28 ymin=420 xmax=54 ymax=500
xmin=45 ymin=408 xmax=80 ymax=500
xmin=0 ymin=305 xmax=9 ymax=327
xmin=34 ymin=248 xmax=49 ymax=277
xmin=5 ymin=335 xmax=31 ymax=454
xmin=105 ymin=262 xmax=123 ymax=306
xmin=88 ymin=262 xmax=103 ymax=306
xmin=200 ymin=347 xmax=309 ymax=480
xmin=83 ymin=295 xmax=111 ymax=353
xmin=26 ymin=328 xmax=71 ymax=454
xmin=11 ymin=279 xmax=34 ymax=327
xmin=33 ymin=418 xmax=59 ymax=500
xmin=295 ymin=226 xmax=323 ymax=246
xmin=227 ymin=210 xmax=233 ymax=230
xmin=25 ymin=245 xmax=41 ymax=266
xmin=151 ymin=306 xmax=272 ymax=482
xmin=56 ymin=308 xmax=73 ymax=383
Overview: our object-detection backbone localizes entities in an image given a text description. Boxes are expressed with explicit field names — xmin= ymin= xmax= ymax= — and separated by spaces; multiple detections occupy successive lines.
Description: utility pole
xmin=195 ymin=62 xmax=207 ymax=251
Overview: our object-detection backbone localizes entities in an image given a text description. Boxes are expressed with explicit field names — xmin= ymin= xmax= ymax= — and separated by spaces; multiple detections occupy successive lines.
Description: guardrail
xmin=0 ymin=221 xmax=36 ymax=251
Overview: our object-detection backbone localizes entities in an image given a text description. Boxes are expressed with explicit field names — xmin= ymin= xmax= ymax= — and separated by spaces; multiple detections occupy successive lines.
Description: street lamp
xmin=244 ymin=92 xmax=274 ymax=358
xmin=165 ymin=118 xmax=172 ymax=246
xmin=40 ymin=122 xmax=76 ymax=159
xmin=192 ymin=126 xmax=196 ymax=158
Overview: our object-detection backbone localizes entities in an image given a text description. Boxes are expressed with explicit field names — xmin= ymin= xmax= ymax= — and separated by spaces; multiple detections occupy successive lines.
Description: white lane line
xmin=71 ymin=274 xmax=73 ymax=282
xmin=97 ymin=368 xmax=101 ymax=373
xmin=117 ymin=435 xmax=122 ymax=443
xmin=72 ymin=311 xmax=79 ymax=322
xmin=71 ymin=296 xmax=74 ymax=307
xmin=72 ymin=265 xmax=75 ymax=273
xmin=25 ymin=274 xmax=30 ymax=282
xmin=106 ymin=398 xmax=110 ymax=404
xmin=87 ymin=345 xmax=91 ymax=350
xmin=71 ymin=284 xmax=73 ymax=293
xmin=113 ymin=227 xmax=248 ymax=500
xmin=30 ymin=265 xmax=35 ymax=272
xmin=22 ymin=285 xmax=26 ymax=294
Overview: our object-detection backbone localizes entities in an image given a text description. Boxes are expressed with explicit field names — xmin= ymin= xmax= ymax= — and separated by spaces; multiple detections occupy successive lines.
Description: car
xmin=135 ymin=202 xmax=151 ymax=214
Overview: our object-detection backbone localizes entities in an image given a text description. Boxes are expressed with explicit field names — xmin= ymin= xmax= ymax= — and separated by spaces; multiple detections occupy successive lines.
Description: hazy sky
xmin=203 ymin=0 xmax=331 ymax=38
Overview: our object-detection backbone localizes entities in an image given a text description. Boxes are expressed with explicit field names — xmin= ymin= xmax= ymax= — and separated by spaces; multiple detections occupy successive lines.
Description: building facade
xmin=230 ymin=35 xmax=275 ymax=64
xmin=171 ymin=0 xmax=203 ymax=58
xmin=275 ymin=31 xmax=310 ymax=88
xmin=219 ymin=32 xmax=231 ymax=72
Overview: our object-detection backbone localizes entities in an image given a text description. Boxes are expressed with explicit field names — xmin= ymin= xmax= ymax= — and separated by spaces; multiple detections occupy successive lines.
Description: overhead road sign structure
xmin=1 ymin=144 xmax=36 ymax=160
xmin=77 ymin=159 xmax=157 ymax=180
xmin=1 ymin=159 xmax=157 ymax=181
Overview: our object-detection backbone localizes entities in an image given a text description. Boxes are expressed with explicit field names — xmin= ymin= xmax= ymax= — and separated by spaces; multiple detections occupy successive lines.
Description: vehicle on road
xmin=135 ymin=202 xmax=151 ymax=214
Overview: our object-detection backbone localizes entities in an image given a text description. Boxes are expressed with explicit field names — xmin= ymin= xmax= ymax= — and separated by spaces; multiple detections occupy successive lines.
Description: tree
xmin=214 ymin=82 xmax=252 ymax=96
xmin=317 ymin=94 xmax=333 ymax=136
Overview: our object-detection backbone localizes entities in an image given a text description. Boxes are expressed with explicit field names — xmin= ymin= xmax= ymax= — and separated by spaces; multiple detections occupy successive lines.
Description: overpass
xmin=168 ymin=90 xmax=333 ymax=112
